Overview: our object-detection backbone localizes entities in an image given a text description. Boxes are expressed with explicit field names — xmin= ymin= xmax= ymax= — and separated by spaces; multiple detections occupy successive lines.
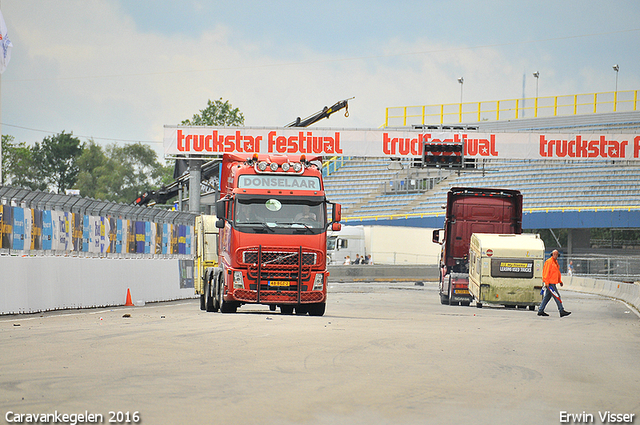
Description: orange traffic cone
xmin=125 ymin=288 xmax=134 ymax=306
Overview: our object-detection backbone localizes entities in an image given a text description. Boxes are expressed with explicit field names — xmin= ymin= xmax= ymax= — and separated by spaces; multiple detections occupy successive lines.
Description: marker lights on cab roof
xmin=253 ymin=159 xmax=305 ymax=174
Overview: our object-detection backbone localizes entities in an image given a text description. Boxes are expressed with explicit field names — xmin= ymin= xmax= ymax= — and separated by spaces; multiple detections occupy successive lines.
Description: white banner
xmin=0 ymin=9 xmax=12 ymax=74
xmin=164 ymin=126 xmax=640 ymax=161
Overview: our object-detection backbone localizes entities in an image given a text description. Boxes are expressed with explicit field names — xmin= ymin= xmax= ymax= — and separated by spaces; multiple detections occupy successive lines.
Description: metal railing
xmin=385 ymin=90 xmax=639 ymax=127
xmin=322 ymin=156 xmax=351 ymax=178
xmin=342 ymin=204 xmax=640 ymax=223
xmin=565 ymin=255 xmax=640 ymax=282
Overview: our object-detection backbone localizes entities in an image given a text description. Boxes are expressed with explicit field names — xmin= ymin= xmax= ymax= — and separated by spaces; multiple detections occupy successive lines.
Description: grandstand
xmin=324 ymin=158 xmax=640 ymax=217
xmin=324 ymin=94 xmax=640 ymax=228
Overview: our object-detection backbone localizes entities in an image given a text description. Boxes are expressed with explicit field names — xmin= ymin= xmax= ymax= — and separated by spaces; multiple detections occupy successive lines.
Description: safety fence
xmin=0 ymin=186 xmax=197 ymax=258
xmin=385 ymin=89 xmax=639 ymax=127
xmin=565 ymin=255 xmax=640 ymax=282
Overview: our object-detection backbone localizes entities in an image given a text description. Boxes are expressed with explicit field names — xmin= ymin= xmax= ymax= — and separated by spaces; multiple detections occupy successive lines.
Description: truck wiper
xmin=276 ymin=222 xmax=314 ymax=232
xmin=240 ymin=221 xmax=275 ymax=233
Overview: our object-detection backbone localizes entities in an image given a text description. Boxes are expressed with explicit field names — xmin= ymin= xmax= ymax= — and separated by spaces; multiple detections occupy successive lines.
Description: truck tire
xmin=281 ymin=305 xmax=294 ymax=315
xmin=200 ymin=294 xmax=205 ymax=311
xmin=448 ymin=283 xmax=459 ymax=306
xmin=307 ymin=302 xmax=326 ymax=316
xmin=214 ymin=273 xmax=223 ymax=311
xmin=220 ymin=300 xmax=238 ymax=313
xmin=439 ymin=275 xmax=449 ymax=305
xmin=218 ymin=273 xmax=237 ymax=313
xmin=204 ymin=278 xmax=216 ymax=312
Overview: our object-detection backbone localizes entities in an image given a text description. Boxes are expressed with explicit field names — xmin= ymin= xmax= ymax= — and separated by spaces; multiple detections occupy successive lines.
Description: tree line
xmin=1 ymin=133 xmax=173 ymax=204
xmin=1 ymin=98 xmax=244 ymax=205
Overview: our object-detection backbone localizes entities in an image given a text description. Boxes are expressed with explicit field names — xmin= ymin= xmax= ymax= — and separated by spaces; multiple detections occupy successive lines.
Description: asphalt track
xmin=1 ymin=282 xmax=639 ymax=425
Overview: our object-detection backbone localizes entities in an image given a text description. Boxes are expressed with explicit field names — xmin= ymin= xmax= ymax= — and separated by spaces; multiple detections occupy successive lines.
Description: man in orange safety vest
xmin=538 ymin=250 xmax=571 ymax=317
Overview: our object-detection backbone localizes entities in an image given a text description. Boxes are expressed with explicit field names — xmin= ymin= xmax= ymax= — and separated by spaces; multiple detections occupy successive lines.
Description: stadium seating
xmin=324 ymin=158 xmax=640 ymax=217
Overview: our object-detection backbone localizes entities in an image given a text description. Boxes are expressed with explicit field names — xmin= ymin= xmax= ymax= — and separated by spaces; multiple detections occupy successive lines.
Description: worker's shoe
xmin=560 ymin=310 xmax=572 ymax=317
xmin=537 ymin=311 xmax=549 ymax=317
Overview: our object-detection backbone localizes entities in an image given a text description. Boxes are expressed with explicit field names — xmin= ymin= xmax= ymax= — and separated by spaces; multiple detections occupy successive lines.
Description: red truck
xmin=210 ymin=153 xmax=341 ymax=316
xmin=432 ymin=187 xmax=523 ymax=306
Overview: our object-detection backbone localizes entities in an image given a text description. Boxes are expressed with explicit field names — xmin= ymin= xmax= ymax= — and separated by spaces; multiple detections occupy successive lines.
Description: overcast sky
xmin=1 ymin=0 xmax=639 ymax=158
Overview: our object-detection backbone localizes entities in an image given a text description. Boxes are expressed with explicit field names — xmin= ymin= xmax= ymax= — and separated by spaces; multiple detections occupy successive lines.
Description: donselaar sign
xmin=164 ymin=126 xmax=640 ymax=161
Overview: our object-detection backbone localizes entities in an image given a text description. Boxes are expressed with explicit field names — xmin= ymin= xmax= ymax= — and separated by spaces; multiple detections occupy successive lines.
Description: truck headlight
xmin=313 ymin=273 xmax=324 ymax=291
xmin=233 ymin=271 xmax=244 ymax=289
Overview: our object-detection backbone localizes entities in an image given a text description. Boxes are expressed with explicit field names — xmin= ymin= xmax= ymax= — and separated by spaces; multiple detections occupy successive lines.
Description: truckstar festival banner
xmin=164 ymin=126 xmax=640 ymax=161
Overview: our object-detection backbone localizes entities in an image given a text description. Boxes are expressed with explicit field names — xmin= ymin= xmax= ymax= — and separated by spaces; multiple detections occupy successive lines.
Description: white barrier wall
xmin=1 ymin=256 xmax=195 ymax=315
xmin=565 ymin=276 xmax=640 ymax=312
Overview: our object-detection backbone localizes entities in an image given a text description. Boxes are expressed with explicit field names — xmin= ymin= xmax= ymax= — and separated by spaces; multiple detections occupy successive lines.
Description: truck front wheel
xmin=214 ymin=274 xmax=223 ymax=311
xmin=204 ymin=276 xmax=216 ymax=312
xmin=220 ymin=299 xmax=238 ymax=313
xmin=307 ymin=302 xmax=326 ymax=316
xmin=281 ymin=305 xmax=294 ymax=315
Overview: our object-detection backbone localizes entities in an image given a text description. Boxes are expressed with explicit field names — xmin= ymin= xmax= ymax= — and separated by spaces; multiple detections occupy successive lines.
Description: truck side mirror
xmin=215 ymin=219 xmax=226 ymax=229
xmin=215 ymin=199 xmax=227 ymax=221
xmin=432 ymin=229 xmax=442 ymax=244
xmin=331 ymin=222 xmax=341 ymax=231
xmin=332 ymin=203 xmax=342 ymax=223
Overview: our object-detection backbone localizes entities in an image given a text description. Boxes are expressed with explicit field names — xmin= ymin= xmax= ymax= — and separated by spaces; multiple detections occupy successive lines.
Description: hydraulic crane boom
xmin=285 ymin=98 xmax=352 ymax=128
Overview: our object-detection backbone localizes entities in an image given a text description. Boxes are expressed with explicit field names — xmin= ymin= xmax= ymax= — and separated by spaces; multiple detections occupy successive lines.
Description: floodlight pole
xmin=457 ymin=77 xmax=464 ymax=122
xmin=533 ymin=71 xmax=539 ymax=117
xmin=613 ymin=64 xmax=619 ymax=112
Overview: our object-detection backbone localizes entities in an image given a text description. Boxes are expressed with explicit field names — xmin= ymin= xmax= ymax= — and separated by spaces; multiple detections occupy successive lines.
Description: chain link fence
xmin=565 ymin=255 xmax=640 ymax=282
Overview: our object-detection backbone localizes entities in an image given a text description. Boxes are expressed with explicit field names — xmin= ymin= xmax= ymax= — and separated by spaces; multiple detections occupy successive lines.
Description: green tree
xmin=32 ymin=131 xmax=84 ymax=193
xmin=181 ymin=98 xmax=245 ymax=126
xmin=1 ymin=135 xmax=46 ymax=190
xmin=76 ymin=142 xmax=171 ymax=204
xmin=76 ymin=140 xmax=109 ymax=199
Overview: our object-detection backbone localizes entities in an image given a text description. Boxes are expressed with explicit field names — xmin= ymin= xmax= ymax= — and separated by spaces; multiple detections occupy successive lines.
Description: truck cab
xmin=214 ymin=153 xmax=341 ymax=316
xmin=433 ymin=187 xmax=523 ymax=306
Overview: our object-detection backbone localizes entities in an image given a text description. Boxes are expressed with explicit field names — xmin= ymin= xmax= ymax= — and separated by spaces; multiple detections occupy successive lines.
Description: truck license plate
xmin=455 ymin=289 xmax=469 ymax=295
xmin=269 ymin=281 xmax=291 ymax=287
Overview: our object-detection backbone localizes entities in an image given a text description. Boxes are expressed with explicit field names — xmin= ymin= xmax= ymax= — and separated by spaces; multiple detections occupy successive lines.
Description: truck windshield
xmin=234 ymin=195 xmax=326 ymax=234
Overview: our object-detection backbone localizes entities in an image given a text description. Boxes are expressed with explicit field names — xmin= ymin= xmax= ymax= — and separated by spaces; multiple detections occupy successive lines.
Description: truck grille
xmin=233 ymin=289 xmax=324 ymax=303
xmin=241 ymin=249 xmax=318 ymax=266
xmin=240 ymin=246 xmax=322 ymax=282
